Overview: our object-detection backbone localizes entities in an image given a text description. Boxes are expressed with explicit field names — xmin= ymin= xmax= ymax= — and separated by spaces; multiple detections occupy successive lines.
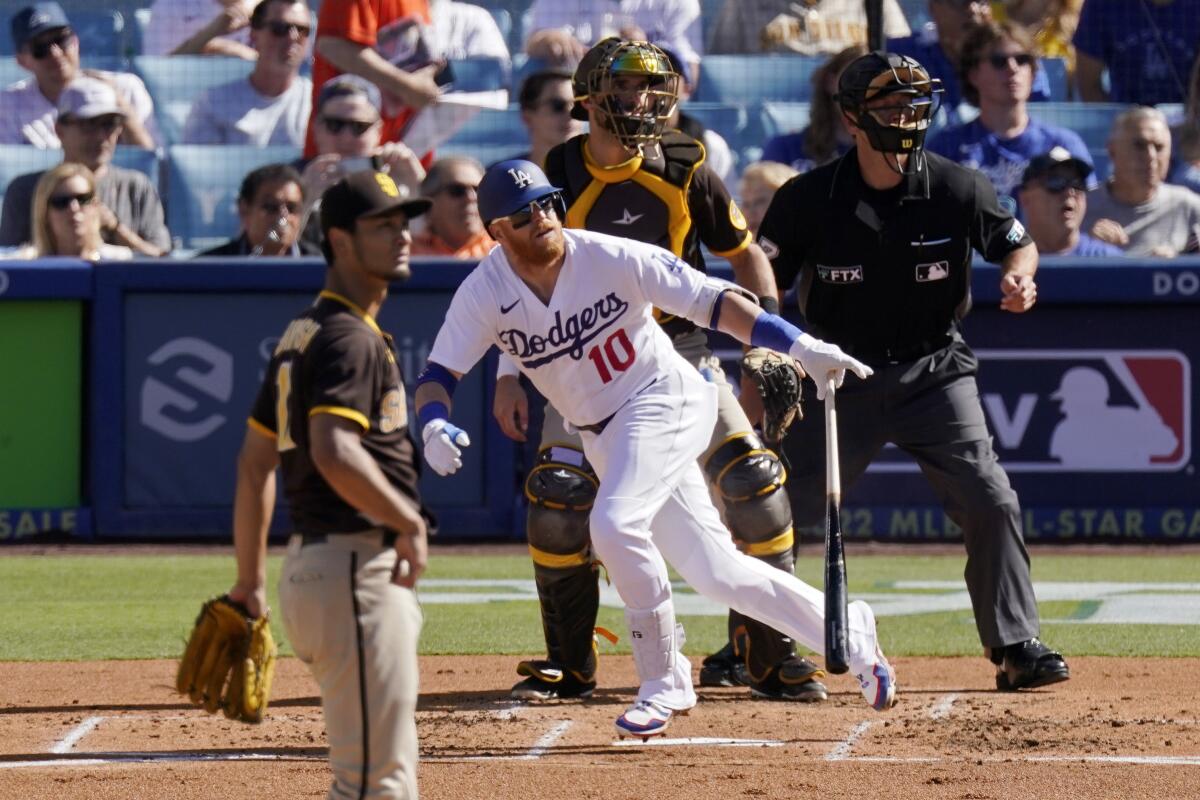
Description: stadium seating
xmin=758 ymin=102 xmax=813 ymax=140
xmin=165 ymin=145 xmax=300 ymax=250
xmin=1040 ymin=57 xmax=1070 ymax=102
xmin=443 ymin=105 xmax=527 ymax=149
xmin=132 ymin=56 xmax=255 ymax=144
xmin=0 ymin=145 xmax=160 ymax=220
xmin=0 ymin=9 xmax=131 ymax=59
xmin=693 ymin=55 xmax=825 ymax=104
xmin=1026 ymin=102 xmax=1127 ymax=150
xmin=446 ymin=58 xmax=512 ymax=93
xmin=438 ymin=142 xmax=525 ymax=169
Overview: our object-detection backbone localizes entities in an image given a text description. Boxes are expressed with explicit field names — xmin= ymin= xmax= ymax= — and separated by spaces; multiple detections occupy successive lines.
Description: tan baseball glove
xmin=176 ymin=595 xmax=277 ymax=723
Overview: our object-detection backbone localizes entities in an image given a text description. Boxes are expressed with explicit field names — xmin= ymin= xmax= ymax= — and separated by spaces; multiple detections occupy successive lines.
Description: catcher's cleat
xmin=615 ymin=700 xmax=675 ymax=741
xmin=510 ymin=660 xmax=596 ymax=701
xmin=991 ymin=638 xmax=1071 ymax=691
xmin=749 ymin=656 xmax=828 ymax=702
xmin=698 ymin=642 xmax=750 ymax=688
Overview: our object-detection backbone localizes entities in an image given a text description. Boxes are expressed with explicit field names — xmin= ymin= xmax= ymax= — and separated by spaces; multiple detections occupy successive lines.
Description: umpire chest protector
xmin=546 ymin=131 xmax=708 ymax=272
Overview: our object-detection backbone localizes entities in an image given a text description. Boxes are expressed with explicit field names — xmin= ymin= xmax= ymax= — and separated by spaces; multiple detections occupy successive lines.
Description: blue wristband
xmin=415 ymin=361 xmax=459 ymax=397
xmin=750 ymin=313 xmax=804 ymax=352
xmin=417 ymin=401 xmax=449 ymax=430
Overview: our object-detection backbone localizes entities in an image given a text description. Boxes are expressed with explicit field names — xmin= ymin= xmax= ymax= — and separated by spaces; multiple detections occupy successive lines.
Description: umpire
xmin=757 ymin=51 xmax=1070 ymax=691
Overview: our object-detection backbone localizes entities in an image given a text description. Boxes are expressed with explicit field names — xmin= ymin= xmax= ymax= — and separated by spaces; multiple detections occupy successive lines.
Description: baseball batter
xmin=414 ymin=160 xmax=897 ymax=739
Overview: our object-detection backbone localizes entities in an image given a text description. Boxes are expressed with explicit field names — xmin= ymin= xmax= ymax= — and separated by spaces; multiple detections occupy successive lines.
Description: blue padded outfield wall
xmin=0 ymin=256 xmax=1197 ymax=543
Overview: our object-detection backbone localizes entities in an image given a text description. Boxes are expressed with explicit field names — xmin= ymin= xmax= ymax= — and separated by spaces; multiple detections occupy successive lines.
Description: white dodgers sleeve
xmin=427 ymin=274 xmax=497 ymax=376
xmin=628 ymin=241 xmax=757 ymax=329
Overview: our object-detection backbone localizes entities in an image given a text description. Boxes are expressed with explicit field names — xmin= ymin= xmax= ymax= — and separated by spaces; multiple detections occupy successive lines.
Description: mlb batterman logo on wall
xmin=868 ymin=350 xmax=1191 ymax=473
xmin=140 ymin=337 xmax=234 ymax=442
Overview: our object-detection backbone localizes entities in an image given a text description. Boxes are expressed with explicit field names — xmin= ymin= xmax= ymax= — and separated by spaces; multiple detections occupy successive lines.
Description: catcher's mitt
xmin=742 ymin=347 xmax=804 ymax=444
xmin=176 ymin=595 xmax=277 ymax=723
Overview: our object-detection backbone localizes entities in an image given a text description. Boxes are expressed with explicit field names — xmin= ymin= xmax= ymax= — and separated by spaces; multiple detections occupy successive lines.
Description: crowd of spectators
xmin=2 ymin=0 xmax=1200 ymax=261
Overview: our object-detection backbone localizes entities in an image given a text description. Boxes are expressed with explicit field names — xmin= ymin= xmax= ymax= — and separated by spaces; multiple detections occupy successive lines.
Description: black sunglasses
xmin=65 ymin=115 xmax=123 ymax=133
xmin=1039 ymin=175 xmax=1087 ymax=194
xmin=48 ymin=191 xmax=95 ymax=210
xmin=322 ymin=116 xmax=374 ymax=135
xmin=439 ymin=182 xmax=477 ymax=198
xmin=987 ymin=52 xmax=1035 ymax=69
xmin=538 ymin=98 xmax=572 ymax=114
xmin=506 ymin=193 xmax=560 ymax=229
xmin=257 ymin=20 xmax=312 ymax=38
xmin=29 ymin=28 xmax=73 ymax=59
xmin=259 ymin=200 xmax=302 ymax=215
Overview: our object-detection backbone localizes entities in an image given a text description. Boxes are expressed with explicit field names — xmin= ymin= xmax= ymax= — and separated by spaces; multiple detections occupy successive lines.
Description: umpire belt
xmin=846 ymin=333 xmax=954 ymax=368
xmin=298 ymin=528 xmax=397 ymax=548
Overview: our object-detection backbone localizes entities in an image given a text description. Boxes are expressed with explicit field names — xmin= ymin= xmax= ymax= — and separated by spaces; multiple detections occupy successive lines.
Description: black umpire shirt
xmin=757 ymin=149 xmax=1033 ymax=364
xmin=250 ymin=290 xmax=424 ymax=534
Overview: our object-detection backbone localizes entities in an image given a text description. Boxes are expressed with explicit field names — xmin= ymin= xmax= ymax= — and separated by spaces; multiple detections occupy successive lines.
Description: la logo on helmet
xmin=508 ymin=168 xmax=534 ymax=188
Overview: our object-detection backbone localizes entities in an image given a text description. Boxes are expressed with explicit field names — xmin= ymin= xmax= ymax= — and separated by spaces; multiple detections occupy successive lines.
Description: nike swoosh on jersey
xmin=501 ymin=299 xmax=520 ymax=313
xmin=613 ymin=209 xmax=644 ymax=225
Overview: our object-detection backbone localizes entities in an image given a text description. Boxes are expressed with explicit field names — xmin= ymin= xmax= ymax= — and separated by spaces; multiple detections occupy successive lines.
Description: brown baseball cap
xmin=320 ymin=170 xmax=431 ymax=238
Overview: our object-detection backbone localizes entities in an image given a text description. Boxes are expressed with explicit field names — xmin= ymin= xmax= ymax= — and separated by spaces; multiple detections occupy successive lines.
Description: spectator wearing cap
xmin=513 ymin=69 xmax=583 ymax=168
xmin=0 ymin=77 xmax=171 ymax=256
xmin=927 ymin=20 xmax=1091 ymax=215
xmin=181 ymin=0 xmax=314 ymax=146
xmin=141 ymin=0 xmax=256 ymax=59
xmin=888 ymin=0 xmax=1051 ymax=111
xmin=198 ymin=163 xmax=320 ymax=257
xmin=709 ymin=0 xmax=910 ymax=56
xmin=658 ymin=44 xmax=734 ymax=184
xmin=296 ymin=75 xmax=428 ymax=250
xmin=1017 ymin=147 xmax=1122 ymax=257
xmin=427 ymin=0 xmax=510 ymax=65
xmin=1 ymin=2 xmax=159 ymax=148
xmin=411 ymin=156 xmax=494 ymax=257
xmin=1084 ymin=106 xmax=1200 ymax=258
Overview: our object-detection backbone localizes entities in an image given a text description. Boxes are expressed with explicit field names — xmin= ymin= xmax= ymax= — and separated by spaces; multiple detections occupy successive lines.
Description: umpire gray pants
xmin=786 ymin=340 xmax=1040 ymax=649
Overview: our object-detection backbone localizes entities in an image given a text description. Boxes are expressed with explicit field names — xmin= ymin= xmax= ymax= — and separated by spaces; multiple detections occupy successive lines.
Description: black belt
xmin=300 ymin=529 xmax=397 ymax=547
xmin=846 ymin=333 xmax=954 ymax=367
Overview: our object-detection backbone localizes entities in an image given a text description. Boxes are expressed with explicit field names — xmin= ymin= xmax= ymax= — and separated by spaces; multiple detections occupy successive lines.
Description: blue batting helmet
xmin=477 ymin=159 xmax=564 ymax=225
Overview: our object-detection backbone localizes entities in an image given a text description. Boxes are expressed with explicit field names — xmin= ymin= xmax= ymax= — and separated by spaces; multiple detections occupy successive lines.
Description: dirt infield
xmin=1 ymin=656 xmax=1197 ymax=799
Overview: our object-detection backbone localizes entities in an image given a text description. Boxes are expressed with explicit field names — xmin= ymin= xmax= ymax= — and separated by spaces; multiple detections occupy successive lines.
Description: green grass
xmin=0 ymin=551 xmax=1196 ymax=661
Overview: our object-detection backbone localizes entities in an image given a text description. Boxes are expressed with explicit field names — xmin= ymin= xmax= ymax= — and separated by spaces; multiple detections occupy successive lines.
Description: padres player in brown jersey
xmin=493 ymin=38 xmax=829 ymax=705
xmin=227 ymin=170 xmax=432 ymax=799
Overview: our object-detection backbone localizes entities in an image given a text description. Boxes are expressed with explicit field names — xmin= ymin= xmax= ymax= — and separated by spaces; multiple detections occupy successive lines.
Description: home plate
xmin=613 ymin=737 xmax=785 ymax=747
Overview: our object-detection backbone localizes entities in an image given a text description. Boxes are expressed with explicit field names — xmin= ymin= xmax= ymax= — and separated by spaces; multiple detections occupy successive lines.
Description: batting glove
xmin=788 ymin=333 xmax=873 ymax=400
xmin=422 ymin=419 xmax=471 ymax=476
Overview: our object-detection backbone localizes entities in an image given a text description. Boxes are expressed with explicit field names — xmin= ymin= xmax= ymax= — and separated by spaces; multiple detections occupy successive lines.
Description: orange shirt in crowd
xmin=411 ymin=229 xmax=495 ymax=259
xmin=306 ymin=0 xmax=432 ymax=158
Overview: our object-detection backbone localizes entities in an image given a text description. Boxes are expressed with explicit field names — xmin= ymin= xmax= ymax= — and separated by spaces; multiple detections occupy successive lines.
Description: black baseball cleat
xmin=510 ymin=660 xmax=596 ymax=701
xmin=698 ymin=642 xmax=749 ymax=688
xmin=749 ymin=656 xmax=828 ymax=702
xmin=991 ymin=638 xmax=1071 ymax=691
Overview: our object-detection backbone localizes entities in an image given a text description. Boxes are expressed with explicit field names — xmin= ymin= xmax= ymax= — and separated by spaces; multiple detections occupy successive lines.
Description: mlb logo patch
xmin=817 ymin=265 xmax=864 ymax=283
xmin=915 ymin=261 xmax=949 ymax=282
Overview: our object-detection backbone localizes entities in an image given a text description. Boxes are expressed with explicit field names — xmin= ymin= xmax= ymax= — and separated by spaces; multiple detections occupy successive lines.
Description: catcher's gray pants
xmin=279 ymin=530 xmax=423 ymax=800
xmin=786 ymin=341 xmax=1041 ymax=649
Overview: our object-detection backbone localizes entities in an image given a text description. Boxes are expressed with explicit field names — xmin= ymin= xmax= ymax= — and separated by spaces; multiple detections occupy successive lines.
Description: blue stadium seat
xmin=1040 ymin=57 xmax=1070 ymax=101
xmin=443 ymin=105 xmax=527 ymax=149
xmin=699 ymin=0 xmax=726 ymax=50
xmin=111 ymin=145 xmax=161 ymax=188
xmin=447 ymin=57 xmax=512 ymax=92
xmin=488 ymin=7 xmax=513 ymax=49
xmin=133 ymin=56 xmax=255 ymax=144
xmin=682 ymin=102 xmax=749 ymax=144
xmin=693 ymin=55 xmax=824 ymax=103
xmin=165 ymin=145 xmax=300 ymax=250
xmin=1026 ymin=102 xmax=1127 ymax=150
xmin=438 ymin=142 xmax=525 ymax=169
xmin=758 ymin=101 xmax=812 ymax=140
xmin=0 ymin=146 xmax=61 ymax=211
xmin=0 ymin=10 xmax=130 ymax=59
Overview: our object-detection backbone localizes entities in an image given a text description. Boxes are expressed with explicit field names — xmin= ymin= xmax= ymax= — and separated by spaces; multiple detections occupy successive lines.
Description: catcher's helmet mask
xmin=836 ymin=51 xmax=943 ymax=175
xmin=572 ymin=38 xmax=681 ymax=153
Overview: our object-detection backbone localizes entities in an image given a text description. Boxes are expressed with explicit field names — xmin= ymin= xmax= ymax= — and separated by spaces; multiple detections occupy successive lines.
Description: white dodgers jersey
xmin=428 ymin=229 xmax=716 ymax=426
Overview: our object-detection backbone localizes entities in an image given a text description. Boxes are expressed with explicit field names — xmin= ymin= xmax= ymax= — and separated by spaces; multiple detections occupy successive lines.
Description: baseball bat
xmin=823 ymin=374 xmax=850 ymax=674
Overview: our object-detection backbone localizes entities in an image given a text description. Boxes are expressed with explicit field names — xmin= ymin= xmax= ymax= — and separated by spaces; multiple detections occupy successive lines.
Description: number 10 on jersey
xmin=587 ymin=329 xmax=635 ymax=383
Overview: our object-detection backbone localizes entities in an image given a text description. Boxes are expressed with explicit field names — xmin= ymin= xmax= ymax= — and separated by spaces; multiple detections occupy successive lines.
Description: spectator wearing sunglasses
xmin=181 ymin=0 xmax=314 ymax=146
xmin=141 ymin=0 xmax=256 ymax=59
xmin=1 ymin=3 xmax=159 ymax=148
xmin=297 ymin=75 xmax=427 ymax=250
xmin=20 ymin=163 xmax=132 ymax=261
xmin=198 ymin=163 xmax=320 ymax=257
xmin=1016 ymin=147 xmax=1121 ymax=257
xmin=0 ymin=77 xmax=171 ymax=256
xmin=513 ymin=69 xmax=584 ymax=168
xmin=927 ymin=21 xmax=1091 ymax=215
xmin=411 ymin=156 xmax=494 ymax=257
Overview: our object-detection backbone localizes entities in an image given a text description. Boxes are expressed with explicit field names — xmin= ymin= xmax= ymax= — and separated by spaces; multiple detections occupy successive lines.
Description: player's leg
xmin=650 ymin=463 xmax=896 ymax=711
xmin=513 ymin=403 xmax=602 ymax=701
xmin=278 ymin=533 xmax=422 ymax=799
xmin=891 ymin=352 xmax=1068 ymax=691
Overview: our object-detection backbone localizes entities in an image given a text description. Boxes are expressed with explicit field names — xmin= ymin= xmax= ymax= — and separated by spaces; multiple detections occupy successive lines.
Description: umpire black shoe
xmin=510 ymin=659 xmax=596 ymax=701
xmin=991 ymin=638 xmax=1071 ymax=691
xmin=749 ymin=656 xmax=828 ymax=702
xmin=698 ymin=642 xmax=749 ymax=687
